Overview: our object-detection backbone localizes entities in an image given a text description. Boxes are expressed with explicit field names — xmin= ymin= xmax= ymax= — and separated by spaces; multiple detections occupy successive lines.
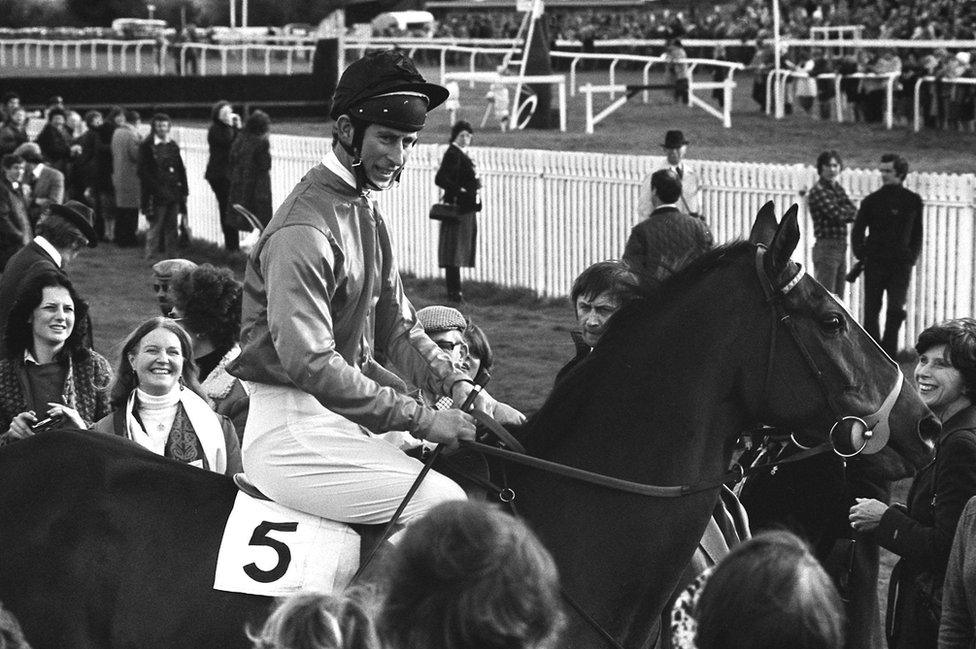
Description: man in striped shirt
xmin=807 ymin=150 xmax=857 ymax=296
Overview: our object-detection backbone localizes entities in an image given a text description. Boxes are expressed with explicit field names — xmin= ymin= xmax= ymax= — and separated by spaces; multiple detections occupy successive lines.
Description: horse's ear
xmin=767 ymin=204 xmax=800 ymax=274
xmin=749 ymin=201 xmax=778 ymax=247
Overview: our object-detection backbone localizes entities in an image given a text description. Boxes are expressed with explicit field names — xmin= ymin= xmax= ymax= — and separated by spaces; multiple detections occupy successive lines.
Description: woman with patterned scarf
xmin=92 ymin=317 xmax=242 ymax=476
xmin=1 ymin=271 xmax=111 ymax=440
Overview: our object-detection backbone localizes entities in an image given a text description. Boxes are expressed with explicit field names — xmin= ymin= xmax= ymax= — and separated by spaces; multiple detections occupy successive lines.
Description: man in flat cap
xmin=229 ymin=51 xmax=524 ymax=530
xmin=0 ymin=200 xmax=96 ymax=355
xmin=151 ymin=258 xmax=197 ymax=316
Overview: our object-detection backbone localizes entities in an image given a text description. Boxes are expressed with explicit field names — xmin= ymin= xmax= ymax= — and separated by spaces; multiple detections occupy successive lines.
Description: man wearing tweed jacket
xmin=623 ymin=168 xmax=713 ymax=289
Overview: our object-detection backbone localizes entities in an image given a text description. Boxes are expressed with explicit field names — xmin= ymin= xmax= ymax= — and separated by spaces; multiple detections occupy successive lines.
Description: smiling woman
xmin=849 ymin=318 xmax=976 ymax=649
xmin=0 ymin=271 xmax=111 ymax=440
xmin=91 ymin=317 xmax=242 ymax=476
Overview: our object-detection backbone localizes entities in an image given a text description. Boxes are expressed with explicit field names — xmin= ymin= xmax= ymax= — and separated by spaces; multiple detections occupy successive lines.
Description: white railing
xmin=765 ymin=70 xmax=899 ymax=127
xmin=171 ymin=126 xmax=974 ymax=349
xmin=913 ymin=76 xmax=976 ymax=132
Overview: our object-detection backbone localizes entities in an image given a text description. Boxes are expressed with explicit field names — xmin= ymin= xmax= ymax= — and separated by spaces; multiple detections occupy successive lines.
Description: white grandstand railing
xmin=913 ymin=76 xmax=976 ymax=132
xmin=0 ymin=38 xmax=158 ymax=72
xmin=170 ymin=126 xmax=975 ymax=350
xmin=765 ymin=70 xmax=899 ymax=128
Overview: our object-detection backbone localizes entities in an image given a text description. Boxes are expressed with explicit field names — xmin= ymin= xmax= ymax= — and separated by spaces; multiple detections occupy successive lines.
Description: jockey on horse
xmin=227 ymin=50 xmax=524 ymax=529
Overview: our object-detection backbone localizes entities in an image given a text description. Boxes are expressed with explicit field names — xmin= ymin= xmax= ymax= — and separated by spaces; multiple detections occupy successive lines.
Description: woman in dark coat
xmin=434 ymin=120 xmax=480 ymax=303
xmin=227 ymin=110 xmax=272 ymax=230
xmin=205 ymin=101 xmax=240 ymax=251
xmin=849 ymin=318 xmax=976 ymax=649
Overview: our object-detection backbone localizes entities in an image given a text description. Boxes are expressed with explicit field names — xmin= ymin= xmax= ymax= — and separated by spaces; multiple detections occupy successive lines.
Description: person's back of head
xmin=693 ymin=530 xmax=844 ymax=649
xmin=248 ymin=592 xmax=378 ymax=649
xmin=651 ymin=168 xmax=682 ymax=205
xmin=125 ymin=109 xmax=140 ymax=126
xmin=245 ymin=110 xmax=271 ymax=136
xmin=379 ymin=501 xmax=563 ymax=649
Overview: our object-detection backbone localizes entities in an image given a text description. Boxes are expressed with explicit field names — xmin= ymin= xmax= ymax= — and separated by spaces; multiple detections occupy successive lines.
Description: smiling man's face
xmin=358 ymin=123 xmax=418 ymax=189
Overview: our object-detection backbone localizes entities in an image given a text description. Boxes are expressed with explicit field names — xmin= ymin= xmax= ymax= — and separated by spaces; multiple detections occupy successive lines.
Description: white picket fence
xmin=173 ymin=126 xmax=975 ymax=349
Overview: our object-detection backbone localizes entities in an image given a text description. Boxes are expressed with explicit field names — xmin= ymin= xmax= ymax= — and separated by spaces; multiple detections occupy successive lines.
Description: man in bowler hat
xmin=638 ymin=130 xmax=703 ymax=219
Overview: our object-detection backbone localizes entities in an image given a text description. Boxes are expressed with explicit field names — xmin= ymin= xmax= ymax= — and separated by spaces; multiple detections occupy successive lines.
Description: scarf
xmin=124 ymin=387 xmax=227 ymax=474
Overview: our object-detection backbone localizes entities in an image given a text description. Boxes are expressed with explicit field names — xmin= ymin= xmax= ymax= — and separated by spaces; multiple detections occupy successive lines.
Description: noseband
xmin=754 ymin=247 xmax=902 ymax=458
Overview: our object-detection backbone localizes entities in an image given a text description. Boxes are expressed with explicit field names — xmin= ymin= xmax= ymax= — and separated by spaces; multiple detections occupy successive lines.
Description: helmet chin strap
xmin=339 ymin=123 xmax=404 ymax=193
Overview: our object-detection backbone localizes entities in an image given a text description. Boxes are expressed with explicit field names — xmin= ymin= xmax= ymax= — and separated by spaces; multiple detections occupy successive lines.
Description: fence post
xmin=532 ymin=150 xmax=547 ymax=296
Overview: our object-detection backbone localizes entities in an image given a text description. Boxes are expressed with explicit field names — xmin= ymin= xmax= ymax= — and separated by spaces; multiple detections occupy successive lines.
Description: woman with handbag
xmin=849 ymin=318 xmax=976 ymax=649
xmin=434 ymin=120 xmax=480 ymax=304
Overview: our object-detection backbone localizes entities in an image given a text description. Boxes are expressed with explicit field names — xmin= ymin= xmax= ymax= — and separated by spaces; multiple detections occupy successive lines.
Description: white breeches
xmin=242 ymin=383 xmax=465 ymax=526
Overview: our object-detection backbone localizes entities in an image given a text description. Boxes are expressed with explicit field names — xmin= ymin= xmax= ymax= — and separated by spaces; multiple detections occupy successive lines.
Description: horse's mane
xmin=519 ymin=240 xmax=753 ymax=456
xmin=609 ymin=240 xmax=752 ymax=338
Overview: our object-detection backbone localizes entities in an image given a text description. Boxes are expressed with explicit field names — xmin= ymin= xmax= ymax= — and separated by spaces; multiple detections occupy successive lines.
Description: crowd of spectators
xmin=432 ymin=0 xmax=976 ymax=42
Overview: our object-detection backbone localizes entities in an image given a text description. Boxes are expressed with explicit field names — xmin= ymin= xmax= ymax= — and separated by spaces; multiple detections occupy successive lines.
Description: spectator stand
xmin=579 ymin=54 xmax=742 ymax=132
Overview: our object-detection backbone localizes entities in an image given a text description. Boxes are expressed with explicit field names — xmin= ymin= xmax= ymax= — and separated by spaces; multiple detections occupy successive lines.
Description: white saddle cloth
xmin=214 ymin=491 xmax=360 ymax=597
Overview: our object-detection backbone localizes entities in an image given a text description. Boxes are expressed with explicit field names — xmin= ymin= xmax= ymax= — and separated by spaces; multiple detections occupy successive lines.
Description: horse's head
xmin=743 ymin=202 xmax=934 ymax=470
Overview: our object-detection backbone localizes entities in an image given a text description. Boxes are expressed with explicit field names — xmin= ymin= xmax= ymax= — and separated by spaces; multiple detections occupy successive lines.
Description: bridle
xmin=753 ymin=246 xmax=903 ymax=460
xmin=354 ymin=245 xmax=909 ymax=649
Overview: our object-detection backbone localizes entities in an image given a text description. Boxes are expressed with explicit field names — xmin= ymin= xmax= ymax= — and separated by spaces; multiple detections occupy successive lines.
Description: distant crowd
xmin=432 ymin=0 xmax=976 ymax=41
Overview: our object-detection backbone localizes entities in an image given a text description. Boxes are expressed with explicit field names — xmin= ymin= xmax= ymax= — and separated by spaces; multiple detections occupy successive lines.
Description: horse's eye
xmin=821 ymin=313 xmax=844 ymax=332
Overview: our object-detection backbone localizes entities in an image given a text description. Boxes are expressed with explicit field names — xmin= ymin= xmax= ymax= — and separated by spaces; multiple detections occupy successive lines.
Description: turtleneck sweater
xmin=133 ymin=387 xmax=180 ymax=455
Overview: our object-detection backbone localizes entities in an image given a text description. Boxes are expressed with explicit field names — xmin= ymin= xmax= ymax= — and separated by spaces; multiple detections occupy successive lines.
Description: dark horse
xmin=0 ymin=205 xmax=934 ymax=649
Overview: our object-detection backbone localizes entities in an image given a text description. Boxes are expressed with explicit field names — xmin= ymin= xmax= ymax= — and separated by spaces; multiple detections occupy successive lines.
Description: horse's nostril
xmin=918 ymin=415 xmax=941 ymax=440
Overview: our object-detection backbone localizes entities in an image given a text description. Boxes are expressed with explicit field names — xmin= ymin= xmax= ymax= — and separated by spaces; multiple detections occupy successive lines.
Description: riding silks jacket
xmin=228 ymin=158 xmax=466 ymax=437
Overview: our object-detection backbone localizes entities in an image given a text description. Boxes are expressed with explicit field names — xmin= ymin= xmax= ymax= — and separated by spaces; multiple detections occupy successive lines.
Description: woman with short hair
xmin=92 ymin=317 xmax=242 ymax=475
xmin=170 ymin=263 xmax=249 ymax=440
xmin=849 ymin=317 xmax=976 ymax=649
xmin=0 ymin=271 xmax=111 ymax=439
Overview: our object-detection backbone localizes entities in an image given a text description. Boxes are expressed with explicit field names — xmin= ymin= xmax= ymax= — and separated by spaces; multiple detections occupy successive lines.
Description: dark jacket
xmin=877 ymin=406 xmax=976 ymax=649
xmin=0 ymin=178 xmax=30 ymax=272
xmin=851 ymin=184 xmax=924 ymax=264
xmin=435 ymin=143 xmax=481 ymax=213
xmin=622 ymin=206 xmax=713 ymax=287
xmin=205 ymin=121 xmax=237 ymax=183
xmin=35 ymin=123 xmax=72 ymax=174
xmin=228 ymin=132 xmax=272 ymax=226
xmin=554 ymin=331 xmax=590 ymax=388
xmin=0 ymin=123 xmax=28 ymax=156
xmin=137 ymin=136 xmax=188 ymax=208
xmin=71 ymin=130 xmax=100 ymax=191
xmin=92 ymin=122 xmax=117 ymax=192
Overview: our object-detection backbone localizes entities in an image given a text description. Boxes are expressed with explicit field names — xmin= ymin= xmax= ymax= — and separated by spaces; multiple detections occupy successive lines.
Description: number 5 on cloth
xmin=213 ymin=492 xmax=360 ymax=596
